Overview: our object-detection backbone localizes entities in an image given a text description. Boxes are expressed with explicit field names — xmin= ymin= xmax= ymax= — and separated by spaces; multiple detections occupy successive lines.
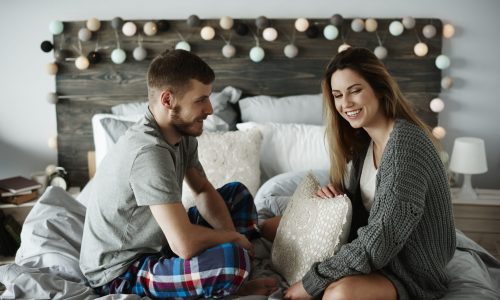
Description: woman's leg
xmin=261 ymin=216 xmax=281 ymax=242
xmin=322 ymin=273 xmax=397 ymax=300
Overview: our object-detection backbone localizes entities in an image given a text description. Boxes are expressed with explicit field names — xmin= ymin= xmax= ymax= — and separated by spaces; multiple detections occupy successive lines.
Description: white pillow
xmin=238 ymin=94 xmax=324 ymax=125
xmin=236 ymin=122 xmax=330 ymax=182
xmin=271 ymin=173 xmax=352 ymax=285
xmin=181 ymin=129 xmax=262 ymax=209
xmin=92 ymin=114 xmax=143 ymax=169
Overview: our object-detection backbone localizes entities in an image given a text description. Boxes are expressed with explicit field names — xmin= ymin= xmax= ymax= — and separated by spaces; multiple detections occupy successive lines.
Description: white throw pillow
xmin=92 ymin=114 xmax=143 ymax=169
xmin=238 ymin=94 xmax=324 ymax=125
xmin=271 ymin=173 xmax=352 ymax=285
xmin=181 ymin=129 xmax=262 ymax=209
xmin=236 ymin=122 xmax=330 ymax=182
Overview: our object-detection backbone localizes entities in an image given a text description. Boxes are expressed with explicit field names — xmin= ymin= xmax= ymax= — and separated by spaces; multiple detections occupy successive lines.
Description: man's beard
xmin=171 ymin=118 xmax=204 ymax=137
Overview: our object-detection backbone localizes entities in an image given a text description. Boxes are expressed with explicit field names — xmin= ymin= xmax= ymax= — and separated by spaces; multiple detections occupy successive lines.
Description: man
xmin=80 ymin=50 xmax=277 ymax=298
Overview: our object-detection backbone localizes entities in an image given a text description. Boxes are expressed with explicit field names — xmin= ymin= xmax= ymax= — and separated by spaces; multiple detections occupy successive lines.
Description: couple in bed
xmin=80 ymin=48 xmax=455 ymax=300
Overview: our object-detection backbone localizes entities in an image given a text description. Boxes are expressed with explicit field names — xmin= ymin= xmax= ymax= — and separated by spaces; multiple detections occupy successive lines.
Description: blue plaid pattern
xmin=98 ymin=182 xmax=259 ymax=299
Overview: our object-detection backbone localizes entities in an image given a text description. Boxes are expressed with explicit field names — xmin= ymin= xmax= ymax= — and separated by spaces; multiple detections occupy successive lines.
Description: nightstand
xmin=451 ymin=188 xmax=500 ymax=260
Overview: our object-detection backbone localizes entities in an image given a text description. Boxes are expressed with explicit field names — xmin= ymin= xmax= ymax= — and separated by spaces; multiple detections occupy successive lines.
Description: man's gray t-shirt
xmin=80 ymin=109 xmax=202 ymax=287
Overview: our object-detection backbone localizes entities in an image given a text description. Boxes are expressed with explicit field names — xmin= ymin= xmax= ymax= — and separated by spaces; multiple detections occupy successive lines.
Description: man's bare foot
xmin=237 ymin=277 xmax=279 ymax=296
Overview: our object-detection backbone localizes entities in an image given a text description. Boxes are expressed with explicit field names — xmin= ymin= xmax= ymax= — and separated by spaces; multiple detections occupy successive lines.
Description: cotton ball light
xmin=45 ymin=164 xmax=57 ymax=175
xmin=157 ymin=20 xmax=170 ymax=32
xmin=249 ymin=46 xmax=265 ymax=63
xmin=402 ymin=17 xmax=416 ymax=29
xmin=175 ymin=41 xmax=191 ymax=51
xmin=48 ymin=136 xmax=58 ymax=150
xmin=443 ymin=24 xmax=455 ymax=38
xmin=262 ymin=27 xmax=278 ymax=41
xmin=122 ymin=22 xmax=137 ymax=37
xmin=430 ymin=98 xmax=445 ymax=112
xmin=365 ymin=18 xmax=378 ymax=32
xmin=111 ymin=48 xmax=126 ymax=64
xmin=49 ymin=20 xmax=64 ymax=35
xmin=87 ymin=51 xmax=102 ymax=64
xmin=46 ymin=92 xmax=58 ymax=104
xmin=133 ymin=46 xmax=147 ymax=61
xmin=306 ymin=25 xmax=320 ymax=38
xmin=374 ymin=46 xmax=388 ymax=60
xmin=187 ymin=15 xmax=200 ymax=27
xmin=75 ymin=55 xmax=90 ymax=70
xmin=111 ymin=17 xmax=124 ymax=30
xmin=351 ymin=18 xmax=365 ymax=32
xmin=78 ymin=28 xmax=92 ymax=41
xmin=330 ymin=14 xmax=343 ymax=26
xmin=389 ymin=21 xmax=404 ymax=36
xmin=46 ymin=62 xmax=58 ymax=75
xmin=432 ymin=126 xmax=446 ymax=140
xmin=235 ymin=23 xmax=249 ymax=36
xmin=40 ymin=40 xmax=53 ymax=52
xmin=338 ymin=43 xmax=351 ymax=53
xmin=439 ymin=151 xmax=449 ymax=165
xmin=284 ymin=44 xmax=299 ymax=58
xmin=414 ymin=42 xmax=428 ymax=57
xmin=435 ymin=55 xmax=450 ymax=70
xmin=255 ymin=16 xmax=269 ymax=30
xmin=143 ymin=22 xmax=158 ymax=36
xmin=200 ymin=26 xmax=216 ymax=40
xmin=222 ymin=44 xmax=236 ymax=58
xmin=323 ymin=25 xmax=339 ymax=40
xmin=294 ymin=18 xmax=309 ymax=32
xmin=220 ymin=16 xmax=234 ymax=30
xmin=441 ymin=76 xmax=454 ymax=90
xmin=423 ymin=24 xmax=437 ymax=39
xmin=86 ymin=18 xmax=101 ymax=32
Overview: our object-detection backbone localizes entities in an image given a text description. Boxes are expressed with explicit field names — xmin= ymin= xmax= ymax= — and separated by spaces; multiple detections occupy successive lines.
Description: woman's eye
xmin=352 ymin=89 xmax=361 ymax=94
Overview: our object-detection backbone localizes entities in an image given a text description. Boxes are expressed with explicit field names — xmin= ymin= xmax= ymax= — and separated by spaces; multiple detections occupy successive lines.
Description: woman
xmin=264 ymin=47 xmax=456 ymax=300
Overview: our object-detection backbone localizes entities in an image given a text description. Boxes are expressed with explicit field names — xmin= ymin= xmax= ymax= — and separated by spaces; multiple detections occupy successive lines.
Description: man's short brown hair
xmin=147 ymin=49 xmax=215 ymax=101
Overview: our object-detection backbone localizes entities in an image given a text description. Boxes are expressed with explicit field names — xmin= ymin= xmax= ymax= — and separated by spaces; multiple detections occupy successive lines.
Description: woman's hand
xmin=283 ymin=281 xmax=311 ymax=300
xmin=316 ymin=183 xmax=342 ymax=198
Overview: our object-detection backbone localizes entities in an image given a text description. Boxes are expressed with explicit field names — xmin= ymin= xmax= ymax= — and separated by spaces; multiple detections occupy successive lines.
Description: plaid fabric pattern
xmin=99 ymin=182 xmax=259 ymax=299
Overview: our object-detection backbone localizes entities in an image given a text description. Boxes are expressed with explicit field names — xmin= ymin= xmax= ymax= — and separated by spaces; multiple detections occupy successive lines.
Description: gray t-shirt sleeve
xmin=130 ymin=145 xmax=181 ymax=206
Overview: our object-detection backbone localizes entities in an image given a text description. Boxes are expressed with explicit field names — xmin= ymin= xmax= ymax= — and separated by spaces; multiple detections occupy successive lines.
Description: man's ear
xmin=160 ymin=89 xmax=174 ymax=108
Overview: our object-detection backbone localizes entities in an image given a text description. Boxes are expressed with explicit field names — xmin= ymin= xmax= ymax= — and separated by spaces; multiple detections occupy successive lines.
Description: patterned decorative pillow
xmin=271 ymin=173 xmax=352 ymax=285
xmin=181 ymin=129 xmax=261 ymax=209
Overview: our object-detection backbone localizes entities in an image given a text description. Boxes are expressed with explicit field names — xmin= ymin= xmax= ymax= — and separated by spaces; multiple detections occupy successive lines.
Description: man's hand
xmin=283 ymin=281 xmax=312 ymax=300
xmin=233 ymin=232 xmax=254 ymax=257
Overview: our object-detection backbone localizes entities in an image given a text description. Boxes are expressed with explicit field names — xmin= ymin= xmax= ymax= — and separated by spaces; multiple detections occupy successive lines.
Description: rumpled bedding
xmin=1 ymin=171 xmax=499 ymax=299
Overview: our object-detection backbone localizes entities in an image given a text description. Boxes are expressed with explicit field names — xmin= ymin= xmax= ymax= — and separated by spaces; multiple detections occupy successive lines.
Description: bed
xmin=1 ymin=17 xmax=499 ymax=299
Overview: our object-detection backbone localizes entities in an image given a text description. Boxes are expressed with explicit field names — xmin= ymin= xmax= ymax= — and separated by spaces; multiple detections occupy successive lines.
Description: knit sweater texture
xmin=302 ymin=119 xmax=456 ymax=299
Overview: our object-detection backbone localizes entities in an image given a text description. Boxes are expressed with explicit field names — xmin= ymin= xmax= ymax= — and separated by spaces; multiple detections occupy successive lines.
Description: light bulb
xmin=414 ymin=42 xmax=428 ymax=57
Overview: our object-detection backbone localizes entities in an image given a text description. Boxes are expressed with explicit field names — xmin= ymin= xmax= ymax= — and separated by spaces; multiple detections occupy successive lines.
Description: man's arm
xmin=150 ymin=202 xmax=252 ymax=259
xmin=184 ymin=164 xmax=235 ymax=232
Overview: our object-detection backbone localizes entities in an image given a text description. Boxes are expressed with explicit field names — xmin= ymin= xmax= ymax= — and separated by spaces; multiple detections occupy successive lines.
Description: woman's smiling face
xmin=331 ymin=68 xmax=385 ymax=129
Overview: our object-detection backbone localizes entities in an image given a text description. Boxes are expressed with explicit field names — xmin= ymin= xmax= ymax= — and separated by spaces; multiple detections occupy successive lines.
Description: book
xmin=0 ymin=176 xmax=41 ymax=195
xmin=2 ymin=215 xmax=21 ymax=247
xmin=0 ymin=188 xmax=31 ymax=198
xmin=0 ymin=190 xmax=38 ymax=205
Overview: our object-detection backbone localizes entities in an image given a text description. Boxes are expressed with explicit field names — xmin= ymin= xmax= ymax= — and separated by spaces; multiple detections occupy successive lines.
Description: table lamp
xmin=449 ymin=137 xmax=488 ymax=200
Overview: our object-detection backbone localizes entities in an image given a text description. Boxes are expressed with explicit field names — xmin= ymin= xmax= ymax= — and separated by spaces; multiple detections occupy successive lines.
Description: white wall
xmin=1 ymin=0 xmax=499 ymax=189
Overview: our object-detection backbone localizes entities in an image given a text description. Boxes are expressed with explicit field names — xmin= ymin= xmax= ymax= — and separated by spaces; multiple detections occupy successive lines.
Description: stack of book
xmin=0 ymin=176 xmax=41 ymax=205
xmin=0 ymin=210 xmax=22 ymax=257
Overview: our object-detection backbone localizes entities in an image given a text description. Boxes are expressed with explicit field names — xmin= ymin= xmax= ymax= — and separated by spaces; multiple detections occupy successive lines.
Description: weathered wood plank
xmin=54 ymin=18 xmax=443 ymax=187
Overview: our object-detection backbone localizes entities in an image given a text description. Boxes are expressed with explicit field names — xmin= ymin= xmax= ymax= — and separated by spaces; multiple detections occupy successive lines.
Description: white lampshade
xmin=449 ymin=137 xmax=488 ymax=175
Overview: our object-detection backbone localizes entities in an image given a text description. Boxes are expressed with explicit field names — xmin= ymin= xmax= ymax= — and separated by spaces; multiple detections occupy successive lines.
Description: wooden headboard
xmin=52 ymin=18 xmax=442 ymax=187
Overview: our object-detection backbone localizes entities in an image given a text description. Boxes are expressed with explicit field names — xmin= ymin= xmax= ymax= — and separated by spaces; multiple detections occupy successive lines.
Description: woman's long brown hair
xmin=322 ymin=47 xmax=438 ymax=190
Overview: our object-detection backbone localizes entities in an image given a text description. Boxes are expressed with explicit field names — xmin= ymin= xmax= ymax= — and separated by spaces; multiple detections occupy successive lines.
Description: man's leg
xmin=188 ymin=182 xmax=260 ymax=239
xmin=101 ymin=242 xmax=251 ymax=298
